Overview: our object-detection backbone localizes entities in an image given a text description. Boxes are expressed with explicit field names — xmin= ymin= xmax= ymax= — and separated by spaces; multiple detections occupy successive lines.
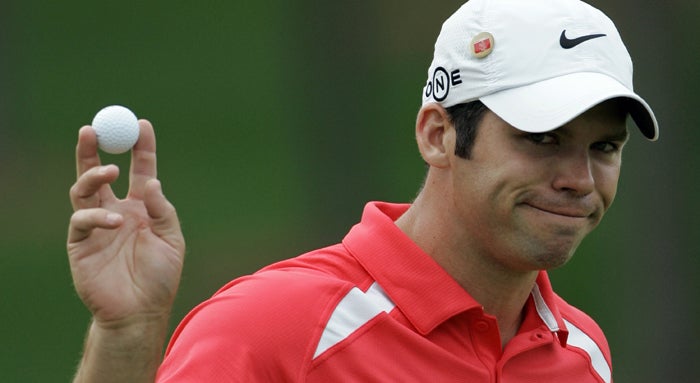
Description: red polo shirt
xmin=158 ymin=202 xmax=612 ymax=382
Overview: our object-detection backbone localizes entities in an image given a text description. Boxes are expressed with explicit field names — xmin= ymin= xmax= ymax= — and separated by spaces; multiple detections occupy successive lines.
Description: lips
xmin=521 ymin=200 xmax=596 ymax=219
xmin=525 ymin=204 xmax=591 ymax=218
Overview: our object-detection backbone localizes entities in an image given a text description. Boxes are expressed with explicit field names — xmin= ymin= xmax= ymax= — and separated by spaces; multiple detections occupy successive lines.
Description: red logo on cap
xmin=473 ymin=38 xmax=491 ymax=54
xmin=471 ymin=32 xmax=494 ymax=59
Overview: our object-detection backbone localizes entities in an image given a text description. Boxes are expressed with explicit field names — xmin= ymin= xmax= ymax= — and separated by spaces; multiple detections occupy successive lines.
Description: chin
xmin=520 ymin=222 xmax=591 ymax=269
xmin=510 ymin=234 xmax=582 ymax=271
xmin=532 ymin=248 xmax=576 ymax=270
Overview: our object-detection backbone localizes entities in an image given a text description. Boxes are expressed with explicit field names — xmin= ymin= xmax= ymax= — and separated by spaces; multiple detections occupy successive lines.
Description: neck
xmin=395 ymin=190 xmax=539 ymax=348
xmin=450 ymin=255 xmax=536 ymax=347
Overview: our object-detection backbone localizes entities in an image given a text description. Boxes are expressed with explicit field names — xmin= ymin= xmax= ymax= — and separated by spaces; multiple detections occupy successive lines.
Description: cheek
xmin=594 ymin=163 xmax=621 ymax=209
xmin=453 ymin=163 xmax=524 ymax=227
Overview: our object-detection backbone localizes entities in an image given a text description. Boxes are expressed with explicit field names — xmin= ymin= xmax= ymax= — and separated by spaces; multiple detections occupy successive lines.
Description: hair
xmin=445 ymin=100 xmax=489 ymax=159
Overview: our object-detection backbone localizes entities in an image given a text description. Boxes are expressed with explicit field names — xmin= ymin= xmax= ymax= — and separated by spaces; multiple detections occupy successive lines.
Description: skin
xmin=396 ymin=99 xmax=629 ymax=347
xmin=68 ymin=121 xmax=185 ymax=383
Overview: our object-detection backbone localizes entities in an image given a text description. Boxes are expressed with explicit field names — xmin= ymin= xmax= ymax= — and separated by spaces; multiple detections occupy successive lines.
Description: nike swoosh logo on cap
xmin=559 ymin=30 xmax=607 ymax=49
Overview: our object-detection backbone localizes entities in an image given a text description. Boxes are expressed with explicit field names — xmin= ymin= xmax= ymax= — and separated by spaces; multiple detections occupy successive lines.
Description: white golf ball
xmin=92 ymin=105 xmax=140 ymax=154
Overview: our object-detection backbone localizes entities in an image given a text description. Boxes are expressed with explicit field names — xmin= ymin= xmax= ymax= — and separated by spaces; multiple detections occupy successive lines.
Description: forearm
xmin=72 ymin=315 xmax=170 ymax=383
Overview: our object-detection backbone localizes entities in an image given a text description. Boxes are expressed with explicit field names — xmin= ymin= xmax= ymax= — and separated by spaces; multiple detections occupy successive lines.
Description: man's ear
xmin=415 ymin=103 xmax=453 ymax=168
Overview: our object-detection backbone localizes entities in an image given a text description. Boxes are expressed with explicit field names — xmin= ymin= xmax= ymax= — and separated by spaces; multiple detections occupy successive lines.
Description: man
xmin=68 ymin=0 xmax=658 ymax=382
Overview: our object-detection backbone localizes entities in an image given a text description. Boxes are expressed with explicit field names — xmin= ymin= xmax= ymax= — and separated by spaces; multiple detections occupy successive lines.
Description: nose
xmin=551 ymin=150 xmax=595 ymax=196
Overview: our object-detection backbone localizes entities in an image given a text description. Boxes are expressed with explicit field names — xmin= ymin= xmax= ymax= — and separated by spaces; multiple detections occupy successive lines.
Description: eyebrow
xmin=601 ymin=129 xmax=630 ymax=142
xmin=550 ymin=125 xmax=630 ymax=142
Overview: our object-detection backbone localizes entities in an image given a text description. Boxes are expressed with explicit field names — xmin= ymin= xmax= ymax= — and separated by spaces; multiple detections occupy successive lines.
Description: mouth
xmin=522 ymin=203 xmax=593 ymax=219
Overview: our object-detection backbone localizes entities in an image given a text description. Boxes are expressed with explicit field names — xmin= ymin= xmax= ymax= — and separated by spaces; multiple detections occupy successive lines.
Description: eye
xmin=527 ymin=133 xmax=557 ymax=145
xmin=591 ymin=141 xmax=620 ymax=154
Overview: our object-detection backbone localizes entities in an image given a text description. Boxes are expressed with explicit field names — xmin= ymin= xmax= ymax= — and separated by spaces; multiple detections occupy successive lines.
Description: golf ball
xmin=92 ymin=105 xmax=140 ymax=154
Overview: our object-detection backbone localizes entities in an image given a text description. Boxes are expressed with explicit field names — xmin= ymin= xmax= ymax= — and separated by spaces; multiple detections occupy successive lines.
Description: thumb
xmin=144 ymin=179 xmax=185 ymax=252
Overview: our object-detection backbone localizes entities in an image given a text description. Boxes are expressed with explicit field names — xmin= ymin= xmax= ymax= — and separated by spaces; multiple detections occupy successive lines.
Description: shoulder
xmin=158 ymin=247 xmax=365 ymax=381
xmin=553 ymin=293 xmax=609 ymax=350
xmin=191 ymin=242 xmax=367 ymax=339
xmin=552 ymin=293 xmax=613 ymax=380
xmin=210 ymin=266 xmax=356 ymax=323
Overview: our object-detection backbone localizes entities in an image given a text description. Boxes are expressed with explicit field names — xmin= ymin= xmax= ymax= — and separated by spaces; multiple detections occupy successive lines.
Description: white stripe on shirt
xmin=314 ymin=282 xmax=396 ymax=358
xmin=564 ymin=319 xmax=612 ymax=383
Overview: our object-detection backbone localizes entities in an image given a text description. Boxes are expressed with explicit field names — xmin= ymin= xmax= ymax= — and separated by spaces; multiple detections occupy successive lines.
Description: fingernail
xmin=106 ymin=213 xmax=122 ymax=225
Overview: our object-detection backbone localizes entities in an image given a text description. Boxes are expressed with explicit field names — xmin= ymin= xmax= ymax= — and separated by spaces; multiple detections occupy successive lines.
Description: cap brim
xmin=479 ymin=72 xmax=659 ymax=140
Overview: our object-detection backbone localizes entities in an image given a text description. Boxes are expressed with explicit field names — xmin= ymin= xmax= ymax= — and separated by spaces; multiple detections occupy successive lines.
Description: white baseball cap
xmin=422 ymin=0 xmax=659 ymax=140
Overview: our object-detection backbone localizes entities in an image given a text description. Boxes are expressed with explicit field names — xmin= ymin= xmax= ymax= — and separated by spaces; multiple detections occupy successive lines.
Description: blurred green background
xmin=1 ymin=1 xmax=697 ymax=381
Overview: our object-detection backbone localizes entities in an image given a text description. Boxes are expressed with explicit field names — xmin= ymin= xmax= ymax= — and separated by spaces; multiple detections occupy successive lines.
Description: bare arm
xmin=68 ymin=121 xmax=185 ymax=383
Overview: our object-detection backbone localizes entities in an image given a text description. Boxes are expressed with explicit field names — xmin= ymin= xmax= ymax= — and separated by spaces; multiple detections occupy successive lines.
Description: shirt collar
xmin=342 ymin=201 xmax=569 ymax=344
xmin=531 ymin=272 xmax=570 ymax=346
xmin=343 ymin=201 xmax=482 ymax=335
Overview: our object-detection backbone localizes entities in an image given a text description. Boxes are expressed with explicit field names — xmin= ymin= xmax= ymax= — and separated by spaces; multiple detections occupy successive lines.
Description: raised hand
xmin=68 ymin=120 xmax=185 ymax=383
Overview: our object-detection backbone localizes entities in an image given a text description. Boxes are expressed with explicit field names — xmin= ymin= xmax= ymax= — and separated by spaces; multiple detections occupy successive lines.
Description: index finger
xmin=76 ymin=125 xmax=102 ymax=178
xmin=128 ymin=119 xmax=158 ymax=199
